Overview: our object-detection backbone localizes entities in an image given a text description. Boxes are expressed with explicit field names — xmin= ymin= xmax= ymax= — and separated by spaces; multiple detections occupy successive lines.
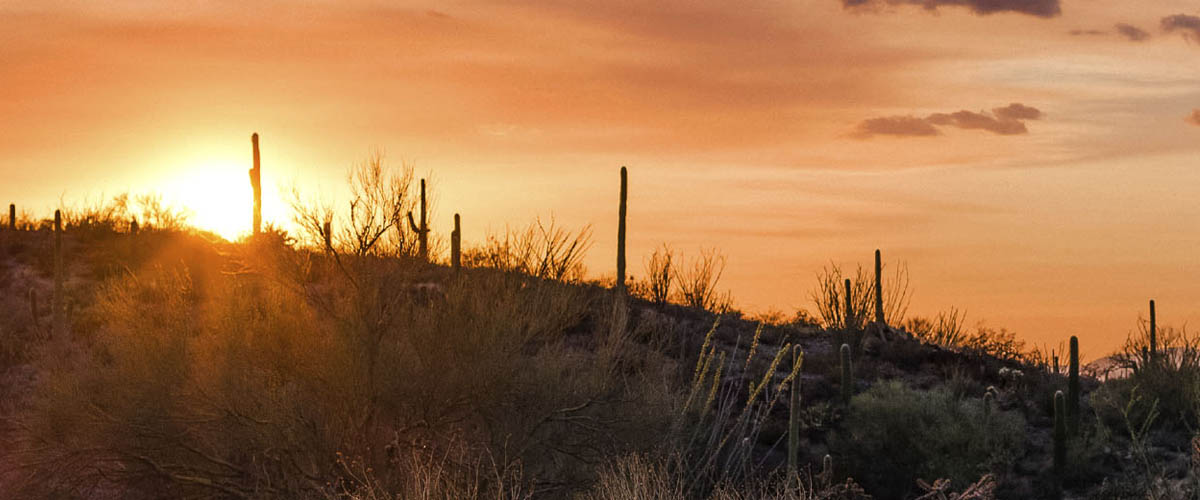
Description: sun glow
xmin=160 ymin=163 xmax=255 ymax=241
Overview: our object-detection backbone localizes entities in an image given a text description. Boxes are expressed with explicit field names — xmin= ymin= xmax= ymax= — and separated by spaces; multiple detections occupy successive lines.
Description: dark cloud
xmin=1068 ymin=29 xmax=1105 ymax=36
xmin=993 ymin=102 xmax=1041 ymax=120
xmin=855 ymin=103 xmax=1041 ymax=138
xmin=1162 ymin=14 xmax=1200 ymax=41
xmin=1188 ymin=110 xmax=1200 ymax=127
xmin=854 ymin=116 xmax=941 ymax=138
xmin=1114 ymin=23 xmax=1150 ymax=41
xmin=928 ymin=110 xmax=1028 ymax=134
xmin=842 ymin=0 xmax=1060 ymax=18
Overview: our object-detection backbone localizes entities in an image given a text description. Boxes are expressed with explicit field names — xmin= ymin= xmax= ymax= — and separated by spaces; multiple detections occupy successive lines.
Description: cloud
xmin=1162 ymin=14 xmax=1200 ymax=41
xmin=856 ymin=103 xmax=1041 ymax=138
xmin=993 ymin=102 xmax=1041 ymax=120
xmin=855 ymin=116 xmax=941 ymax=137
xmin=842 ymin=0 xmax=1060 ymax=18
xmin=1114 ymin=23 xmax=1150 ymax=42
xmin=1188 ymin=110 xmax=1200 ymax=127
xmin=1068 ymin=29 xmax=1105 ymax=36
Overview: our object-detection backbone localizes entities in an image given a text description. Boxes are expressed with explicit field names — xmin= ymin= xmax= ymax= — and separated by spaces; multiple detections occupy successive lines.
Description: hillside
xmin=0 ymin=220 xmax=1197 ymax=500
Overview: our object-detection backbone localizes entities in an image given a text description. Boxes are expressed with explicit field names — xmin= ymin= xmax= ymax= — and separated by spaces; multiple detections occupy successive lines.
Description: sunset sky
xmin=4 ymin=0 xmax=1200 ymax=358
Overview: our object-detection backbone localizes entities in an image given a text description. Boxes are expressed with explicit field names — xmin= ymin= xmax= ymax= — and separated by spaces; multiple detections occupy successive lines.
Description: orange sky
xmin=3 ymin=0 xmax=1200 ymax=359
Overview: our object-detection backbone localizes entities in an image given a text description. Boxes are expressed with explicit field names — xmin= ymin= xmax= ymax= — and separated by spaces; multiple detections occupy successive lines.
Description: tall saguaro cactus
xmin=322 ymin=221 xmax=332 ymax=251
xmin=874 ymin=249 xmax=885 ymax=324
xmin=616 ymin=166 xmax=627 ymax=292
xmin=844 ymin=278 xmax=853 ymax=330
xmin=787 ymin=345 xmax=803 ymax=480
xmin=840 ymin=343 xmax=854 ymax=404
xmin=1068 ymin=335 xmax=1080 ymax=433
xmin=8 ymin=203 xmax=14 ymax=230
xmin=451 ymin=213 xmax=461 ymax=271
xmin=406 ymin=179 xmax=430 ymax=260
xmin=250 ymin=133 xmax=262 ymax=236
xmin=1149 ymin=299 xmax=1157 ymax=359
xmin=1053 ymin=390 xmax=1067 ymax=480
xmin=53 ymin=210 xmax=63 ymax=337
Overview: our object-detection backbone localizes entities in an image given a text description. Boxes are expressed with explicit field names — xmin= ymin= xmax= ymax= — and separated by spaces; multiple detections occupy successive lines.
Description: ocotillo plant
xmin=451 ymin=213 xmax=461 ymax=271
xmin=53 ymin=210 xmax=63 ymax=337
xmin=249 ymin=133 xmax=262 ymax=236
xmin=406 ymin=179 xmax=429 ymax=260
xmin=1149 ymin=299 xmax=1157 ymax=360
xmin=787 ymin=345 xmax=803 ymax=480
xmin=874 ymin=249 xmax=884 ymax=324
xmin=1053 ymin=390 xmax=1067 ymax=481
xmin=1068 ymin=336 xmax=1080 ymax=432
xmin=840 ymin=343 xmax=853 ymax=404
xmin=8 ymin=203 xmax=14 ymax=230
xmin=616 ymin=166 xmax=627 ymax=292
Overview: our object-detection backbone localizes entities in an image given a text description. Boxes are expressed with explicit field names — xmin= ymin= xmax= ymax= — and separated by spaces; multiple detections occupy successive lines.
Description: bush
xmin=829 ymin=381 xmax=1025 ymax=499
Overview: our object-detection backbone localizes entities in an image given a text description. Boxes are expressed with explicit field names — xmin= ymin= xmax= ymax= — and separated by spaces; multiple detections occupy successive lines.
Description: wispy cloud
xmin=856 ymin=103 xmax=1042 ymax=138
xmin=843 ymin=0 xmax=1060 ymax=18
xmin=1115 ymin=23 xmax=1150 ymax=42
xmin=1162 ymin=14 xmax=1200 ymax=42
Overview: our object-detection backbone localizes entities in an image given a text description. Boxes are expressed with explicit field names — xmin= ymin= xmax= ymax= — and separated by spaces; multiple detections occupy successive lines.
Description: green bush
xmin=829 ymin=380 xmax=1025 ymax=499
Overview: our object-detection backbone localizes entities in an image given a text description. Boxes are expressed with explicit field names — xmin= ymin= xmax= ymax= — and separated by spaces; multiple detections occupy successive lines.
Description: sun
xmin=161 ymin=163 xmax=255 ymax=241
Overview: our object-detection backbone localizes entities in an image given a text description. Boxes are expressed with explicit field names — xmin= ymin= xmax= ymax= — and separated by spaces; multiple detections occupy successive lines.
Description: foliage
xmin=462 ymin=217 xmax=592 ymax=282
xmin=830 ymin=381 xmax=1025 ymax=499
xmin=674 ymin=247 xmax=732 ymax=312
xmin=810 ymin=260 xmax=909 ymax=331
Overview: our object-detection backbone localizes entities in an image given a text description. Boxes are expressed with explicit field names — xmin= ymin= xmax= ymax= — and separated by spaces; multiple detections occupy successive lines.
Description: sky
xmin=3 ymin=0 xmax=1200 ymax=359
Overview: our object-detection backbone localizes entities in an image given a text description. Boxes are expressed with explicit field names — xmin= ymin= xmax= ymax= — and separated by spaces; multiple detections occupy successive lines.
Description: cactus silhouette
xmin=129 ymin=218 xmax=139 ymax=235
xmin=1068 ymin=336 xmax=1080 ymax=433
xmin=1149 ymin=299 xmax=1157 ymax=360
xmin=8 ymin=203 xmax=14 ymax=231
xmin=616 ymin=166 xmax=627 ymax=292
xmin=841 ymin=343 xmax=853 ymax=404
xmin=874 ymin=249 xmax=884 ymax=324
xmin=844 ymin=278 xmax=853 ymax=330
xmin=451 ymin=213 xmax=461 ymax=272
xmin=406 ymin=179 xmax=429 ymax=260
xmin=1054 ymin=390 xmax=1067 ymax=481
xmin=53 ymin=210 xmax=63 ymax=337
xmin=249 ymin=133 xmax=262 ymax=236
xmin=787 ymin=345 xmax=803 ymax=480
xmin=322 ymin=221 xmax=332 ymax=251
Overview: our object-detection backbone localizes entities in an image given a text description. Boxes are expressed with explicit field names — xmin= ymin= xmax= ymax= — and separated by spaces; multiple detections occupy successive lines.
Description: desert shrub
xmin=810 ymin=260 xmax=909 ymax=331
xmin=1101 ymin=322 xmax=1200 ymax=432
xmin=642 ymin=243 xmax=675 ymax=306
xmin=462 ymin=218 xmax=592 ymax=282
xmin=905 ymin=307 xmax=968 ymax=348
xmin=674 ymin=247 xmax=732 ymax=312
xmin=14 ymin=233 xmax=673 ymax=498
xmin=829 ymin=381 xmax=1025 ymax=499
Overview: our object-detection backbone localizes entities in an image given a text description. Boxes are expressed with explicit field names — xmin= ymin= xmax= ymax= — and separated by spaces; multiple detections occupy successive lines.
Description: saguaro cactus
xmin=1068 ymin=336 xmax=1080 ymax=432
xmin=1149 ymin=299 xmax=1157 ymax=359
xmin=451 ymin=213 xmax=461 ymax=271
xmin=129 ymin=218 xmax=139 ymax=235
xmin=844 ymin=278 xmax=853 ymax=330
xmin=1053 ymin=390 xmax=1067 ymax=480
xmin=874 ymin=249 xmax=885 ymax=324
xmin=616 ymin=166 xmax=627 ymax=292
xmin=8 ymin=203 xmax=14 ymax=230
xmin=787 ymin=345 xmax=803 ymax=479
xmin=249 ymin=133 xmax=262 ymax=236
xmin=406 ymin=179 xmax=429 ymax=260
xmin=323 ymin=221 xmax=332 ymax=251
xmin=840 ymin=343 xmax=853 ymax=404
xmin=53 ymin=210 xmax=63 ymax=337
